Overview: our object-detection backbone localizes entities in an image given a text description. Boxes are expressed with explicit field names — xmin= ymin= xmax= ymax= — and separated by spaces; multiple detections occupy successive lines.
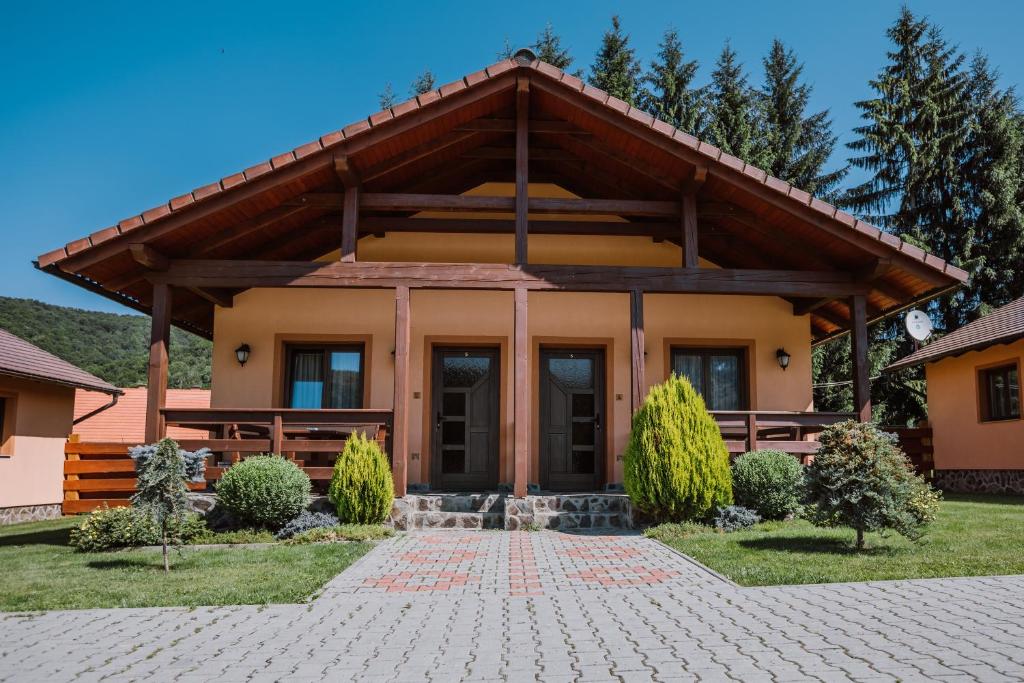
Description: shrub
xmin=643 ymin=521 xmax=714 ymax=542
xmin=623 ymin=374 xmax=732 ymax=522
xmin=285 ymin=524 xmax=395 ymax=545
xmin=328 ymin=433 xmax=394 ymax=524
xmin=69 ymin=506 xmax=206 ymax=552
xmin=712 ymin=505 xmax=761 ymax=532
xmin=129 ymin=442 xmax=208 ymax=482
xmin=731 ymin=449 xmax=805 ymax=520
xmin=804 ymin=421 xmax=941 ymax=549
xmin=216 ymin=455 xmax=311 ymax=529
xmin=275 ymin=511 xmax=341 ymax=540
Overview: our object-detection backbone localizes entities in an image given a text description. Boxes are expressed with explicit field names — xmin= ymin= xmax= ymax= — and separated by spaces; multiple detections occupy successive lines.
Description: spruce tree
xmin=410 ymin=69 xmax=436 ymax=97
xmin=640 ymin=29 xmax=703 ymax=135
xmin=378 ymin=83 xmax=396 ymax=110
xmin=589 ymin=16 xmax=641 ymax=105
xmin=532 ymin=23 xmax=580 ymax=76
xmin=704 ymin=42 xmax=770 ymax=168
xmin=759 ymin=39 xmax=846 ymax=197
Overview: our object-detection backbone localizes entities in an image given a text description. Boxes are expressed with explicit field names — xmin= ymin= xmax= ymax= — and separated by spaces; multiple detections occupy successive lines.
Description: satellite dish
xmin=905 ymin=310 xmax=933 ymax=341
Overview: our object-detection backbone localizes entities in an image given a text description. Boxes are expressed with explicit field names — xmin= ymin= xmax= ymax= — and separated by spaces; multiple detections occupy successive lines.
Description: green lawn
xmin=0 ymin=517 xmax=373 ymax=612
xmin=650 ymin=494 xmax=1024 ymax=586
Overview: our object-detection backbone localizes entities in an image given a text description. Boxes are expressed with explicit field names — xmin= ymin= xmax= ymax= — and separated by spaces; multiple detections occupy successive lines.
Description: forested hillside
xmin=0 ymin=296 xmax=211 ymax=388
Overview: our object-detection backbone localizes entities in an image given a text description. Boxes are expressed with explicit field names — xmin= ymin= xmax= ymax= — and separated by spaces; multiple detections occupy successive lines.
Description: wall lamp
xmin=776 ymin=348 xmax=791 ymax=371
xmin=235 ymin=343 xmax=251 ymax=367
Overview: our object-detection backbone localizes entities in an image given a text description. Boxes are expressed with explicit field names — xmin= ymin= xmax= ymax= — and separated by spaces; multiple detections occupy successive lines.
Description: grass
xmin=649 ymin=494 xmax=1024 ymax=586
xmin=0 ymin=517 xmax=374 ymax=611
xmin=284 ymin=524 xmax=395 ymax=544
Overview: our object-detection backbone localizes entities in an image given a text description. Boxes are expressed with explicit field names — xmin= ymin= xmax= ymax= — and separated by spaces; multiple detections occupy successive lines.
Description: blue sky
xmin=2 ymin=1 xmax=1020 ymax=314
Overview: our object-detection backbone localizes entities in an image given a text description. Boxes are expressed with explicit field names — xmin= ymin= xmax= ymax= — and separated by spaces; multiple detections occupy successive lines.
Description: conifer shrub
xmin=328 ymin=433 xmax=394 ymax=524
xmin=623 ymin=374 xmax=732 ymax=522
xmin=731 ymin=449 xmax=805 ymax=520
xmin=216 ymin=455 xmax=311 ymax=530
xmin=712 ymin=505 xmax=761 ymax=532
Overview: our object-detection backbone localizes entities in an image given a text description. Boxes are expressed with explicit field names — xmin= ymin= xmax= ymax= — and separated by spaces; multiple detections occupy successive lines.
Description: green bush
xmin=216 ymin=455 xmax=311 ymax=529
xmin=328 ymin=433 xmax=394 ymax=524
xmin=623 ymin=374 xmax=732 ymax=522
xmin=804 ymin=421 xmax=941 ymax=549
xmin=285 ymin=524 xmax=395 ymax=545
xmin=69 ymin=506 xmax=206 ymax=552
xmin=731 ymin=449 xmax=805 ymax=520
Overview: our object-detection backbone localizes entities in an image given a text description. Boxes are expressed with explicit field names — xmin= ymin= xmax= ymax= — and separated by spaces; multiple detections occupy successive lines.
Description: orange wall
xmin=926 ymin=340 xmax=1024 ymax=470
xmin=0 ymin=376 xmax=76 ymax=508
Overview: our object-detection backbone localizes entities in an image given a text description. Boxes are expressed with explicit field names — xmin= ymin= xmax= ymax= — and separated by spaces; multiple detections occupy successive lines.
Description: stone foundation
xmin=0 ymin=503 xmax=62 ymax=526
xmin=390 ymin=493 xmax=634 ymax=530
xmin=932 ymin=470 xmax=1024 ymax=495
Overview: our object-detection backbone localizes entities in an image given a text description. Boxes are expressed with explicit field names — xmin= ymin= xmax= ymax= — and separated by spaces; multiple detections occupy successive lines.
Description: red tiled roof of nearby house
xmin=74 ymin=387 xmax=210 ymax=443
xmin=886 ymin=297 xmax=1024 ymax=371
xmin=0 ymin=328 xmax=119 ymax=394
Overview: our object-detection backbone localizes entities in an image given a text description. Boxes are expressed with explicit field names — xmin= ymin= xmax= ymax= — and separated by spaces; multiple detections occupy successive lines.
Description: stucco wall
xmin=926 ymin=340 xmax=1024 ymax=470
xmin=0 ymin=376 xmax=76 ymax=508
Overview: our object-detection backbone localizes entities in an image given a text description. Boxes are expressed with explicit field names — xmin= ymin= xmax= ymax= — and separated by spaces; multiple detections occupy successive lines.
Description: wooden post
xmin=341 ymin=185 xmax=360 ymax=262
xmin=144 ymin=283 xmax=171 ymax=443
xmin=514 ymin=77 xmax=529 ymax=265
xmin=65 ymin=434 xmax=81 ymax=506
xmin=392 ymin=286 xmax=411 ymax=497
xmin=271 ymin=413 xmax=284 ymax=454
xmin=513 ymin=288 xmax=529 ymax=497
xmin=630 ymin=289 xmax=645 ymax=413
xmin=681 ymin=193 xmax=699 ymax=268
xmin=746 ymin=413 xmax=758 ymax=452
xmin=849 ymin=294 xmax=871 ymax=422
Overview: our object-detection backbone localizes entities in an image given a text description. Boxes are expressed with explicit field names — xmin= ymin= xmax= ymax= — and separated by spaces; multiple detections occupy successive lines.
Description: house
xmin=36 ymin=50 xmax=966 ymax=502
xmin=0 ymin=329 xmax=120 ymax=524
xmin=887 ymin=297 xmax=1023 ymax=494
xmin=74 ymin=387 xmax=211 ymax=443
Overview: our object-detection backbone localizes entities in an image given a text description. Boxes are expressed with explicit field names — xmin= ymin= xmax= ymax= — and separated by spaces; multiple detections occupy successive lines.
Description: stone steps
xmin=390 ymin=493 xmax=634 ymax=531
xmin=407 ymin=511 xmax=505 ymax=530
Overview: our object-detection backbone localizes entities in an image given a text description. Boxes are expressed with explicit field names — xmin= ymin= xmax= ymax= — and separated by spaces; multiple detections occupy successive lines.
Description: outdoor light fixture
xmin=235 ymin=343 xmax=251 ymax=367
xmin=776 ymin=348 xmax=791 ymax=371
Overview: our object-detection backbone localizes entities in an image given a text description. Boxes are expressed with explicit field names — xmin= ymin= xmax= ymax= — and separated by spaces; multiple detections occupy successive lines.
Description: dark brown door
xmin=431 ymin=347 xmax=500 ymax=491
xmin=540 ymin=348 xmax=605 ymax=492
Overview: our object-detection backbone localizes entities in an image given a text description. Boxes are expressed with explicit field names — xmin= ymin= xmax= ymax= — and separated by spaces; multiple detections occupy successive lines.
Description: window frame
xmin=283 ymin=343 xmax=366 ymax=410
xmin=668 ymin=345 xmax=750 ymax=411
xmin=976 ymin=359 xmax=1022 ymax=423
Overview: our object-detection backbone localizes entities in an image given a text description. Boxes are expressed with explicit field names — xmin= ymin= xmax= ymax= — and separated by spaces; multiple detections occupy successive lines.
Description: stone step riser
xmin=390 ymin=493 xmax=634 ymax=531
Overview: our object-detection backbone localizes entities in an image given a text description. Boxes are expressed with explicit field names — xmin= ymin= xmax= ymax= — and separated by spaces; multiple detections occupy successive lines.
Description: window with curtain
xmin=285 ymin=344 xmax=364 ymax=409
xmin=979 ymin=362 xmax=1020 ymax=422
xmin=670 ymin=347 xmax=747 ymax=411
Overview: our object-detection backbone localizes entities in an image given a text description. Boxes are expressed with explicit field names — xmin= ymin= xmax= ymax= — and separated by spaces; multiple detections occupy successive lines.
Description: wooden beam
xmin=358 ymin=216 xmax=676 ymax=237
xmin=513 ymin=287 xmax=528 ymax=497
xmin=150 ymin=260 xmax=873 ymax=298
xmin=541 ymin=131 xmax=681 ymax=194
xmin=190 ymin=205 xmax=312 ymax=257
xmin=455 ymin=118 xmax=590 ymax=134
xmin=333 ymin=155 xmax=359 ymax=186
xmin=302 ymin=192 xmax=681 ymax=217
xmin=392 ymin=285 xmax=410 ymax=497
xmin=361 ymin=131 xmax=480 ymax=183
xmin=681 ymin=194 xmax=699 ymax=268
xmin=341 ymin=185 xmax=360 ymax=262
xmin=145 ymin=283 xmax=172 ymax=443
xmin=130 ymin=244 xmax=168 ymax=271
xmin=630 ymin=289 xmax=645 ymax=413
xmin=515 ymin=78 xmax=529 ymax=265
xmin=464 ymin=146 xmax=577 ymax=162
xmin=186 ymin=286 xmax=234 ymax=308
xmin=849 ymin=294 xmax=871 ymax=422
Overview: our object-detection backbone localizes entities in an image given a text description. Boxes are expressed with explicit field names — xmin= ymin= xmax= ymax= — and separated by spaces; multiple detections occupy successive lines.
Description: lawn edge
xmin=648 ymin=537 xmax=740 ymax=587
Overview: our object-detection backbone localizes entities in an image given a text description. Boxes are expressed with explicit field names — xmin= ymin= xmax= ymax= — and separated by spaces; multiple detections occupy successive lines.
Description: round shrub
xmin=216 ymin=455 xmax=311 ymax=529
xmin=731 ymin=449 xmax=805 ymax=520
xmin=329 ymin=432 xmax=394 ymax=524
xmin=712 ymin=505 xmax=761 ymax=532
xmin=69 ymin=506 xmax=205 ymax=552
xmin=624 ymin=374 xmax=732 ymax=522
xmin=805 ymin=421 xmax=941 ymax=549
xmin=275 ymin=510 xmax=341 ymax=540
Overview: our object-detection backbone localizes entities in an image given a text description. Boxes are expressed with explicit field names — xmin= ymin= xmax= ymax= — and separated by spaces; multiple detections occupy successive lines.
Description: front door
xmin=431 ymin=347 xmax=500 ymax=491
xmin=540 ymin=348 xmax=605 ymax=492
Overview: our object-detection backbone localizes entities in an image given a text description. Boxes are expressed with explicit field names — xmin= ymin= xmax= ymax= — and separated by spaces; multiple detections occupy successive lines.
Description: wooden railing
xmin=712 ymin=411 xmax=855 ymax=463
xmin=884 ymin=426 xmax=934 ymax=474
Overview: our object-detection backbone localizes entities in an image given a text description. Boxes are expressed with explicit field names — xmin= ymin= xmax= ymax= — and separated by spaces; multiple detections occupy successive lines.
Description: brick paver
xmin=3 ymin=531 xmax=1024 ymax=682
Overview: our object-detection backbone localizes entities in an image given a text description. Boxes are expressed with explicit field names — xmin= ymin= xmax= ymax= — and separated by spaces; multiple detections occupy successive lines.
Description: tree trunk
xmin=856 ymin=528 xmax=865 ymax=551
xmin=162 ymin=525 xmax=169 ymax=572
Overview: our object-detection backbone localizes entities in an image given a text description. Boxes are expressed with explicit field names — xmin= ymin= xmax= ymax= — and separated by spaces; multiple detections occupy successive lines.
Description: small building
xmin=0 ymin=329 xmax=120 ymax=524
xmin=888 ymin=297 xmax=1024 ymax=494
xmin=74 ymin=387 xmax=211 ymax=443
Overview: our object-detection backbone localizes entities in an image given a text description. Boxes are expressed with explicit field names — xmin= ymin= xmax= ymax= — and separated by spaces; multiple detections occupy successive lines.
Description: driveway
xmin=2 ymin=531 xmax=1023 ymax=682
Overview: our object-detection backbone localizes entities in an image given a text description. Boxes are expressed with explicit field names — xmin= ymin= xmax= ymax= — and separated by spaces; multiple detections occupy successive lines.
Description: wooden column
xmin=392 ymin=285 xmax=411 ymax=497
xmin=513 ymin=287 xmax=529 ymax=497
xmin=514 ymin=78 xmax=529 ymax=265
xmin=681 ymin=193 xmax=699 ymax=268
xmin=849 ymin=294 xmax=871 ymax=422
xmin=337 ymin=156 xmax=360 ymax=263
xmin=630 ymin=289 xmax=645 ymax=413
xmin=144 ymin=283 xmax=172 ymax=443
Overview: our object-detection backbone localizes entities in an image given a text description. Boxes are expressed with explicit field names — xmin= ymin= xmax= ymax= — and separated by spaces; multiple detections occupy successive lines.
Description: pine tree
xmin=498 ymin=38 xmax=513 ymax=60
xmin=704 ymin=42 xmax=770 ymax=167
xmin=588 ymin=16 xmax=641 ymax=105
xmin=640 ymin=29 xmax=703 ymax=135
xmin=759 ymin=39 xmax=846 ymax=198
xmin=131 ymin=438 xmax=192 ymax=571
xmin=378 ymin=83 xmax=396 ymax=110
xmin=410 ymin=69 xmax=435 ymax=97
xmin=532 ymin=23 xmax=579 ymax=75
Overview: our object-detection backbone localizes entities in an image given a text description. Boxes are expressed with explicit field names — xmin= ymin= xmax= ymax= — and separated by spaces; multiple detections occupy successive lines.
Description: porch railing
xmin=712 ymin=411 xmax=855 ymax=463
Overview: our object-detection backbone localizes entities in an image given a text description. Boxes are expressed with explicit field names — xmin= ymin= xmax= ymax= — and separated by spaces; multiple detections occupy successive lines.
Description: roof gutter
xmin=73 ymin=391 xmax=120 ymax=425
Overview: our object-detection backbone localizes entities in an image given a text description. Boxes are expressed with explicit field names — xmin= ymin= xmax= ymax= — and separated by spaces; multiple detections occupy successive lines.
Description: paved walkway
xmin=3 ymin=531 xmax=1024 ymax=682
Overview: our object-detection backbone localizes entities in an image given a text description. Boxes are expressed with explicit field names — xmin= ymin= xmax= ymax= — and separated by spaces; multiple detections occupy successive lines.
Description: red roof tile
xmin=0 ymin=329 xmax=119 ymax=394
xmin=74 ymin=387 xmax=210 ymax=443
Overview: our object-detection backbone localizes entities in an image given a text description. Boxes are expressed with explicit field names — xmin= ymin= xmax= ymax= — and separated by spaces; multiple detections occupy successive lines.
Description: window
xmin=285 ymin=344 xmax=364 ymax=409
xmin=979 ymin=362 xmax=1020 ymax=422
xmin=670 ymin=347 xmax=748 ymax=411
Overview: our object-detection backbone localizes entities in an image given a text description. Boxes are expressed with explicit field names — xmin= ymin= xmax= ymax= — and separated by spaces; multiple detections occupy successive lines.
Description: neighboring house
xmin=888 ymin=297 xmax=1024 ymax=494
xmin=0 ymin=329 xmax=120 ymax=524
xmin=36 ymin=50 xmax=966 ymax=499
xmin=74 ymin=387 xmax=211 ymax=443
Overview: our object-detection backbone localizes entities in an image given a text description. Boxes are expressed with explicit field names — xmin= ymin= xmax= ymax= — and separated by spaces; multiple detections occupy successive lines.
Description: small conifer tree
xmin=329 ymin=432 xmax=394 ymax=524
xmin=131 ymin=438 xmax=198 ymax=571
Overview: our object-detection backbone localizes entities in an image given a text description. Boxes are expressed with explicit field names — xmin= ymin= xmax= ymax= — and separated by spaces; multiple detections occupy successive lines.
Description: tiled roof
xmin=886 ymin=297 xmax=1024 ymax=371
xmin=0 ymin=329 xmax=120 ymax=394
xmin=34 ymin=53 xmax=969 ymax=285
xmin=74 ymin=387 xmax=210 ymax=443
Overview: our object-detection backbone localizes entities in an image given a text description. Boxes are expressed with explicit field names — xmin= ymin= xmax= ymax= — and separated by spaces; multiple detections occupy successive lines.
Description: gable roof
xmin=74 ymin=387 xmax=208 ymax=442
xmin=36 ymin=51 xmax=967 ymax=342
xmin=886 ymin=297 xmax=1024 ymax=372
xmin=0 ymin=329 xmax=120 ymax=395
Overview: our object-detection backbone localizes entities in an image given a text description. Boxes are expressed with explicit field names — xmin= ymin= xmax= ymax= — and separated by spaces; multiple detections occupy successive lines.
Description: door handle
xmin=594 ymin=413 xmax=602 ymax=430
xmin=436 ymin=412 xmax=443 ymax=430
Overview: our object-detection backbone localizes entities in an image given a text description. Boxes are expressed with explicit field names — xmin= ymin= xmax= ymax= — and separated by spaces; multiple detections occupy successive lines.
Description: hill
xmin=0 ymin=296 xmax=211 ymax=388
